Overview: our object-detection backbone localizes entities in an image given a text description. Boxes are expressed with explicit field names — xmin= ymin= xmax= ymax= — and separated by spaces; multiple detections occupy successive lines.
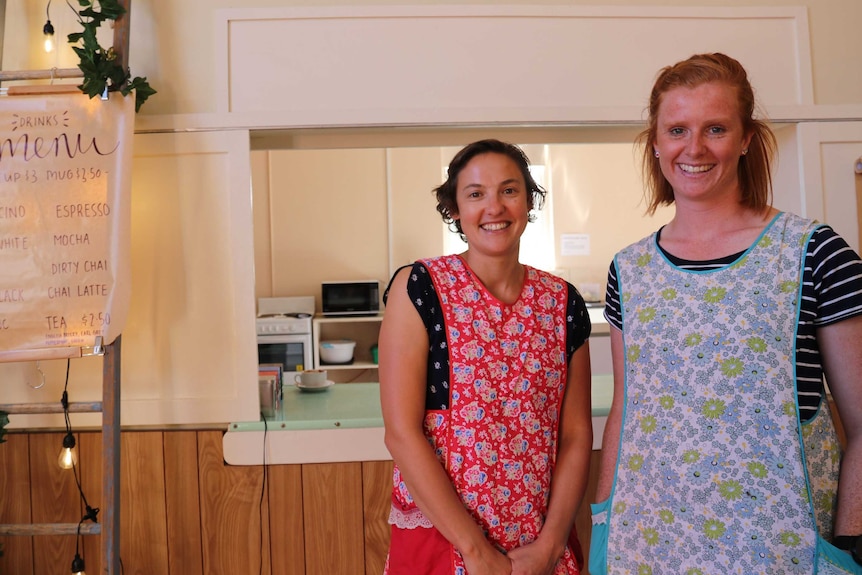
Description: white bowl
xmin=320 ymin=339 xmax=356 ymax=364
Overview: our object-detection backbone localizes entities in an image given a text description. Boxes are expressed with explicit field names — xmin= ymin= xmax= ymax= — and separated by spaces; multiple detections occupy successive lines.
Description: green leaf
xmin=126 ymin=77 xmax=157 ymax=112
xmin=98 ymin=0 xmax=127 ymax=21
xmin=67 ymin=0 xmax=155 ymax=112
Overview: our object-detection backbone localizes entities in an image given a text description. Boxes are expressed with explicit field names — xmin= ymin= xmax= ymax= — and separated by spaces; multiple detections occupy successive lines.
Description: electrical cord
xmin=259 ymin=412 xmax=268 ymax=575
xmin=61 ymin=358 xmax=112 ymax=573
xmin=61 ymin=360 xmax=99 ymax=523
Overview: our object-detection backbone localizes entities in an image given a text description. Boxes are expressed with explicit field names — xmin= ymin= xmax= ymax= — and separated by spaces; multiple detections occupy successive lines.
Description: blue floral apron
xmin=590 ymin=213 xmax=857 ymax=574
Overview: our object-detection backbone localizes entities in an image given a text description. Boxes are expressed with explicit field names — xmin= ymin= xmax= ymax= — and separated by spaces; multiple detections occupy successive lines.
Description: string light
xmin=59 ymin=365 xmax=76 ymax=471
xmin=57 ymin=359 xmax=100 ymax=575
xmin=58 ymin=431 xmax=78 ymax=469
xmin=43 ymin=0 xmax=55 ymax=53
xmin=71 ymin=552 xmax=86 ymax=575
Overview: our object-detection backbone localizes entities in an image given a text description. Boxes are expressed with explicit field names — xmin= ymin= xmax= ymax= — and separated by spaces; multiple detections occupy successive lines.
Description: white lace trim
xmin=388 ymin=504 xmax=434 ymax=529
xmin=591 ymin=510 xmax=608 ymax=525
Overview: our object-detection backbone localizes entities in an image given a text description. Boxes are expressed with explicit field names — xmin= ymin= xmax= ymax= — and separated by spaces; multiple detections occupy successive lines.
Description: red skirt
xmin=384 ymin=523 xmax=584 ymax=574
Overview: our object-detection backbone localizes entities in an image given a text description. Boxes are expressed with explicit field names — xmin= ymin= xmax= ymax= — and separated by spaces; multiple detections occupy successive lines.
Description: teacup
xmin=295 ymin=369 xmax=328 ymax=387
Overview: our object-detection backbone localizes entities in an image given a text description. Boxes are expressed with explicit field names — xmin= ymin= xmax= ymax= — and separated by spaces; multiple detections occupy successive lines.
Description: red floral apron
xmin=385 ymin=255 xmax=581 ymax=574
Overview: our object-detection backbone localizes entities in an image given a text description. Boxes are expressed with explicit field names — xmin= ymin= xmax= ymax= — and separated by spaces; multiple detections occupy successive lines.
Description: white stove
xmin=256 ymin=296 xmax=316 ymax=375
xmin=256 ymin=296 xmax=315 ymax=336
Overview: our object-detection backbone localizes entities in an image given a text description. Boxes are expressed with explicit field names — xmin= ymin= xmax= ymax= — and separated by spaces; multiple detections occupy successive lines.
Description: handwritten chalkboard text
xmin=12 ymin=112 xmax=67 ymax=129
xmin=1 ymin=167 xmax=107 ymax=184
xmin=56 ymin=203 xmax=110 ymax=217
xmin=81 ymin=312 xmax=110 ymax=327
xmin=85 ymin=259 xmax=107 ymax=271
xmin=1 ymin=289 xmax=24 ymax=302
xmin=3 ymin=170 xmax=38 ymax=183
xmin=51 ymin=260 xmax=109 ymax=274
xmin=53 ymin=233 xmax=90 ymax=246
xmin=47 ymin=167 xmax=105 ymax=182
xmin=52 ymin=261 xmax=78 ymax=274
xmin=0 ymin=237 xmax=29 ymax=249
xmin=48 ymin=286 xmax=71 ymax=299
xmin=78 ymin=284 xmax=107 ymax=296
xmin=44 ymin=329 xmax=89 ymax=345
xmin=0 ymin=133 xmax=119 ymax=165
xmin=46 ymin=284 xmax=108 ymax=298
xmin=0 ymin=205 xmax=25 ymax=218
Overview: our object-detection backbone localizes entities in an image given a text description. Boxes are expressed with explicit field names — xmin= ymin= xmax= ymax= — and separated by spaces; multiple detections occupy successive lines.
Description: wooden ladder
xmin=0 ymin=337 xmax=122 ymax=574
xmin=0 ymin=4 xmax=130 ymax=571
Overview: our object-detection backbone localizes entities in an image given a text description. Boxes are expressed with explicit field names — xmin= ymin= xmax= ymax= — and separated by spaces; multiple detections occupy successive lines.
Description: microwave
xmin=322 ymin=280 xmax=380 ymax=316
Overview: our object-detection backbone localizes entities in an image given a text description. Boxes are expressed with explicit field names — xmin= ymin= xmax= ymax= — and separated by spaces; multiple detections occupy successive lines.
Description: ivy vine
xmin=67 ymin=0 xmax=156 ymax=112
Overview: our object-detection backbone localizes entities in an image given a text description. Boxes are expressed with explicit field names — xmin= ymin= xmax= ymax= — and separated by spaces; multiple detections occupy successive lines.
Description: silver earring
xmin=654 ymin=150 xmax=660 ymax=158
xmin=742 ymin=148 xmax=748 ymax=156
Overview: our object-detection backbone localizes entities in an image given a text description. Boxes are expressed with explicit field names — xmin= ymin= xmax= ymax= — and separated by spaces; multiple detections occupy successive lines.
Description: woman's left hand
xmin=506 ymin=539 xmax=561 ymax=575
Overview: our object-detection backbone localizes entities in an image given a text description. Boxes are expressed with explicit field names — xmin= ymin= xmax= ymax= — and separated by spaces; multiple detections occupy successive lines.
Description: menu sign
xmin=0 ymin=91 xmax=133 ymax=353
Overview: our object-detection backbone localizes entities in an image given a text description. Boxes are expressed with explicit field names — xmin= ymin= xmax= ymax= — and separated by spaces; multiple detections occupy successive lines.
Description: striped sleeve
xmin=806 ymin=226 xmax=862 ymax=326
xmin=604 ymin=261 xmax=622 ymax=331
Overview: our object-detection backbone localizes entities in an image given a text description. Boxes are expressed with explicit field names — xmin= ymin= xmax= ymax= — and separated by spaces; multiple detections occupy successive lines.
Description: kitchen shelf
xmin=312 ymin=314 xmax=383 ymax=376
xmin=319 ymin=361 xmax=379 ymax=371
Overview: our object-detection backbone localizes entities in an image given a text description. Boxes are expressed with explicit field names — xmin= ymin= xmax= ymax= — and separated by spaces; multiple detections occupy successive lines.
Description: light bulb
xmin=71 ymin=552 xmax=86 ymax=574
xmin=43 ymin=0 xmax=55 ymax=53
xmin=58 ymin=433 xmax=77 ymax=470
xmin=43 ymin=20 xmax=55 ymax=53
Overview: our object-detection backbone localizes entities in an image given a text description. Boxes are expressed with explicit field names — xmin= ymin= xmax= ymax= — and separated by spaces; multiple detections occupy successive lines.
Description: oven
xmin=256 ymin=296 xmax=315 ymax=383
xmin=257 ymin=333 xmax=312 ymax=374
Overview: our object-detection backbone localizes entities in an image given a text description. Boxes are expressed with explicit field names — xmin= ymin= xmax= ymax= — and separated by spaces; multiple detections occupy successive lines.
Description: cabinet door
xmin=302 ymin=462 xmax=365 ymax=575
xmin=122 ymin=130 xmax=259 ymax=425
xmin=363 ymin=460 xmax=393 ymax=575
xmin=798 ymin=121 xmax=862 ymax=252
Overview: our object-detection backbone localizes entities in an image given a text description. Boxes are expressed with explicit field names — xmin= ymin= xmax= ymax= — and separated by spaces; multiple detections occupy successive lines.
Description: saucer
xmin=296 ymin=380 xmax=335 ymax=393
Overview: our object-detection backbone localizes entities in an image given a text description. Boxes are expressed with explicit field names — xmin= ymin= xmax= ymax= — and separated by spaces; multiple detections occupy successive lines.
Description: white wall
xmin=3 ymin=1 xmax=862 ymax=118
xmin=253 ymin=141 xmax=672 ymax=302
xmin=2 ymin=2 xmax=860 ymax=429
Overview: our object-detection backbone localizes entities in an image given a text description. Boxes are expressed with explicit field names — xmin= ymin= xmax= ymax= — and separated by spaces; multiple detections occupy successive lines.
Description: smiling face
xmin=654 ymin=81 xmax=753 ymax=207
xmin=452 ymin=152 xmax=530 ymax=258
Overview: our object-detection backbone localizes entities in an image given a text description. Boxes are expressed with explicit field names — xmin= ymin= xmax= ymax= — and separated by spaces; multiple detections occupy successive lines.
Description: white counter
xmin=223 ymin=375 xmax=613 ymax=465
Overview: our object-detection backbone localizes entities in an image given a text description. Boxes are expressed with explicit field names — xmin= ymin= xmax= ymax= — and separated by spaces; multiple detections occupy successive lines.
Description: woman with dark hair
xmin=591 ymin=53 xmax=862 ymax=574
xmin=433 ymin=139 xmax=547 ymax=242
xmin=380 ymin=139 xmax=593 ymax=574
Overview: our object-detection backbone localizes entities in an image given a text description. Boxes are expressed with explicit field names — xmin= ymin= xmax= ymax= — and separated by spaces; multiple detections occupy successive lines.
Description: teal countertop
xmin=229 ymin=375 xmax=614 ymax=432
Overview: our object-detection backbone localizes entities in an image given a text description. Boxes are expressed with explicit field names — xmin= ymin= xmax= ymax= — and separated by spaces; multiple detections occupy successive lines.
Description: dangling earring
xmin=654 ymin=150 xmax=660 ymax=158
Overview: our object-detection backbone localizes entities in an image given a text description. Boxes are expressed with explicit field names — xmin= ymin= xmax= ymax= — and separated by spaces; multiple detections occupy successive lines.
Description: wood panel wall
xmin=0 ymin=430 xmax=600 ymax=575
xmin=0 ymin=431 xmax=394 ymax=575
xmin=0 ymin=407 xmax=845 ymax=575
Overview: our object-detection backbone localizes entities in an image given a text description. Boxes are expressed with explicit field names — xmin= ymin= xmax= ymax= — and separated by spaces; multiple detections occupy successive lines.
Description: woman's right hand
xmin=461 ymin=545 xmax=513 ymax=575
